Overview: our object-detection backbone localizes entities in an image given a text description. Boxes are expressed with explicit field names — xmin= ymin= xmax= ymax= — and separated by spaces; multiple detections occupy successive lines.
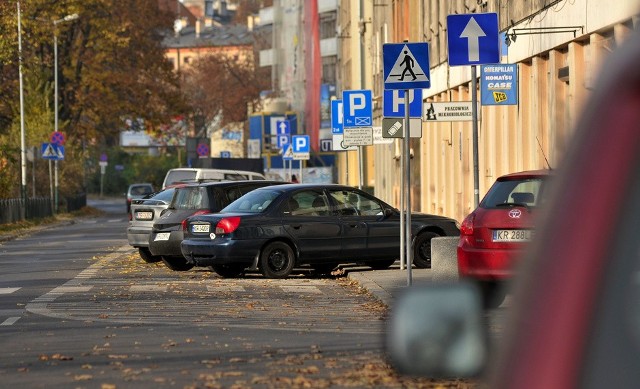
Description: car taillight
xmin=181 ymin=210 xmax=210 ymax=232
xmin=460 ymin=213 xmax=475 ymax=235
xmin=215 ymin=217 xmax=241 ymax=234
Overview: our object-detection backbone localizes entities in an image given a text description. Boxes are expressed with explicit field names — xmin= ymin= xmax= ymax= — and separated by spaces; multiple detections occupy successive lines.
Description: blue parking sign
xmin=331 ymin=100 xmax=343 ymax=134
xmin=383 ymin=89 xmax=423 ymax=118
xmin=342 ymin=90 xmax=372 ymax=128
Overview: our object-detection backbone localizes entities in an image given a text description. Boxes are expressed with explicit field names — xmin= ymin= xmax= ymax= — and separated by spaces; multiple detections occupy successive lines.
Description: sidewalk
xmin=346 ymin=266 xmax=434 ymax=307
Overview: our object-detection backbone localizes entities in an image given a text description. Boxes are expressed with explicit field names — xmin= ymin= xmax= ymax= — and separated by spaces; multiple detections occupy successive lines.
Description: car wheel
xmin=138 ymin=247 xmax=161 ymax=263
xmin=161 ymin=256 xmax=194 ymax=271
xmin=413 ymin=231 xmax=440 ymax=269
xmin=311 ymin=263 xmax=337 ymax=274
xmin=259 ymin=242 xmax=295 ymax=279
xmin=365 ymin=258 xmax=396 ymax=270
xmin=211 ymin=264 xmax=246 ymax=278
xmin=479 ymin=280 xmax=507 ymax=309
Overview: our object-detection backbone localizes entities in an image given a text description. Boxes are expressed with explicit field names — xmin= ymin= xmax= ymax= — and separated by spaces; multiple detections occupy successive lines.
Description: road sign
xmin=382 ymin=118 xmax=422 ymax=138
xmin=423 ymin=101 xmax=474 ymax=122
xmin=220 ymin=151 xmax=231 ymax=158
xmin=331 ymin=100 xmax=343 ymax=134
xmin=196 ymin=143 xmax=210 ymax=157
xmin=276 ymin=120 xmax=290 ymax=135
xmin=41 ymin=143 xmax=64 ymax=160
xmin=331 ymin=134 xmax=357 ymax=151
xmin=292 ymin=135 xmax=310 ymax=160
xmin=342 ymin=90 xmax=372 ymax=127
xmin=447 ymin=13 xmax=500 ymax=66
xmin=50 ymin=131 xmax=65 ymax=145
xmin=481 ymin=64 xmax=518 ymax=105
xmin=320 ymin=139 xmax=333 ymax=152
xmin=282 ymin=144 xmax=294 ymax=160
xmin=383 ymin=42 xmax=430 ymax=89
xmin=343 ymin=127 xmax=373 ymax=146
xmin=383 ymin=89 xmax=423 ymax=118
xmin=277 ymin=134 xmax=290 ymax=149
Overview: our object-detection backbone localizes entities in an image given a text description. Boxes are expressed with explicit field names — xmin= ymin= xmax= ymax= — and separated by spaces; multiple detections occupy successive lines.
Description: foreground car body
xmin=181 ymin=184 xmax=460 ymax=278
xmin=148 ymin=180 xmax=283 ymax=271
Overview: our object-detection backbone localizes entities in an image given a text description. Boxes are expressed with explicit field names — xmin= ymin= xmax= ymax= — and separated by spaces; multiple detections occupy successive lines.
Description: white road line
xmin=130 ymin=285 xmax=167 ymax=292
xmin=0 ymin=287 xmax=21 ymax=295
xmin=1 ymin=317 xmax=21 ymax=326
xmin=207 ymin=285 xmax=246 ymax=292
xmin=108 ymin=219 xmax=123 ymax=223
xmin=280 ymin=286 xmax=322 ymax=294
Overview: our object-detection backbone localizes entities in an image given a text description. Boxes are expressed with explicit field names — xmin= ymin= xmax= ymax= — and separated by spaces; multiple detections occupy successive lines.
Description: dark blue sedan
xmin=181 ymin=184 xmax=460 ymax=278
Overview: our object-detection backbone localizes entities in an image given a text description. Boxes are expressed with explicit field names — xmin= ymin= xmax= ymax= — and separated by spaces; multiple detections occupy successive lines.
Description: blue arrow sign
xmin=331 ymin=100 xmax=343 ymax=134
xmin=275 ymin=120 xmax=290 ymax=135
xmin=383 ymin=42 xmax=430 ymax=89
xmin=383 ymin=89 xmax=423 ymax=118
xmin=342 ymin=90 xmax=372 ymax=127
xmin=447 ymin=13 xmax=500 ymax=66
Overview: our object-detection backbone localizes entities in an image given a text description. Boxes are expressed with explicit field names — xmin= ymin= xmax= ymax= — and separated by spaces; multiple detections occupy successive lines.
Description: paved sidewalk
xmin=346 ymin=266 xmax=434 ymax=307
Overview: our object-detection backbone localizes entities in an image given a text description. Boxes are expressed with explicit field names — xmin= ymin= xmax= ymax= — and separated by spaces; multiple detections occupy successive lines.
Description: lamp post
xmin=52 ymin=13 xmax=78 ymax=213
xmin=17 ymin=2 xmax=26 ymax=216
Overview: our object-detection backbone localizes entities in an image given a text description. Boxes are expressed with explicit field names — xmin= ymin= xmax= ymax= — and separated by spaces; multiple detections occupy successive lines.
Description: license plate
xmin=135 ymin=211 xmax=153 ymax=220
xmin=154 ymin=232 xmax=170 ymax=241
xmin=191 ymin=224 xmax=210 ymax=233
xmin=492 ymin=229 xmax=532 ymax=242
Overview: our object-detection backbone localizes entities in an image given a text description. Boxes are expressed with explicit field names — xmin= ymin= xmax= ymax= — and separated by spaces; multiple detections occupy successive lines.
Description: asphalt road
xmin=0 ymin=197 xmax=464 ymax=388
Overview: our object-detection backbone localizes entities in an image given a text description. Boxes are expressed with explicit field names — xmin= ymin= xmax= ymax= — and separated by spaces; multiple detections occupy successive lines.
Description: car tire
xmin=479 ymin=280 xmax=507 ymax=309
xmin=211 ymin=264 xmax=246 ymax=278
xmin=413 ymin=231 xmax=440 ymax=269
xmin=138 ymin=247 xmax=161 ymax=263
xmin=365 ymin=259 xmax=396 ymax=270
xmin=161 ymin=256 xmax=194 ymax=271
xmin=259 ymin=242 xmax=295 ymax=279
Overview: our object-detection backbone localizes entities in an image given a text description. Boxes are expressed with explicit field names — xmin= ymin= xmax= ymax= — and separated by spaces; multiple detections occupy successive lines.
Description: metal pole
xmin=49 ymin=160 xmax=54 ymax=211
xmin=471 ymin=66 xmax=480 ymax=207
xmin=358 ymin=0 xmax=365 ymax=190
xmin=54 ymin=29 xmax=59 ymax=213
xmin=18 ymin=2 xmax=27 ymax=214
xmin=404 ymin=90 xmax=412 ymax=286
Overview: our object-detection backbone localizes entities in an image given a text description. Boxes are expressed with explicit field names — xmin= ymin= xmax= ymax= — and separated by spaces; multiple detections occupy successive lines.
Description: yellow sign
xmin=493 ymin=91 xmax=507 ymax=103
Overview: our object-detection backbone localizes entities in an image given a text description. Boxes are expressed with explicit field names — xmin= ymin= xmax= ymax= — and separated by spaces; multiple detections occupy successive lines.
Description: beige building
xmin=337 ymin=0 xmax=639 ymax=222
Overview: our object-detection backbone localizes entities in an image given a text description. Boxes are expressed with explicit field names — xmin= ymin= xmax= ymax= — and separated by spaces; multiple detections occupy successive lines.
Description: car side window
xmin=328 ymin=189 xmax=382 ymax=216
xmin=284 ymin=191 xmax=328 ymax=217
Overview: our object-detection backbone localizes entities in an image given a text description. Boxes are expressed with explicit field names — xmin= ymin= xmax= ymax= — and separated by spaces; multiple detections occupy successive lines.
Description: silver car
xmin=126 ymin=187 xmax=177 ymax=263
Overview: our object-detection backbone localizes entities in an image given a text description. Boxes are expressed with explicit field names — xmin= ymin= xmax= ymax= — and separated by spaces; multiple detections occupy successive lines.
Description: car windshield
xmin=171 ymin=187 xmax=209 ymax=210
xmin=130 ymin=185 xmax=152 ymax=196
xmin=481 ymin=177 xmax=547 ymax=208
xmin=148 ymin=188 xmax=175 ymax=202
xmin=222 ymin=188 xmax=283 ymax=213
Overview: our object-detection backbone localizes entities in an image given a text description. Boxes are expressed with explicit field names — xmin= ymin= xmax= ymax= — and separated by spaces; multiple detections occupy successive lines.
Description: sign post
xmin=342 ymin=90 xmax=372 ymax=189
xmin=383 ymin=41 xmax=430 ymax=285
xmin=447 ymin=13 xmax=500 ymax=207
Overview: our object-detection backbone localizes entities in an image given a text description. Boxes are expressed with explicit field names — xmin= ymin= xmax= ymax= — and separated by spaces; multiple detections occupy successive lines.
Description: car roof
xmin=496 ymin=169 xmax=552 ymax=181
xmin=179 ymin=180 xmax=284 ymax=189
xmin=254 ymin=183 xmax=360 ymax=191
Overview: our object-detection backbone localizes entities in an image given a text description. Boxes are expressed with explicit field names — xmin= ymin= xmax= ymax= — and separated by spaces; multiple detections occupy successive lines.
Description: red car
xmin=457 ymin=169 xmax=551 ymax=307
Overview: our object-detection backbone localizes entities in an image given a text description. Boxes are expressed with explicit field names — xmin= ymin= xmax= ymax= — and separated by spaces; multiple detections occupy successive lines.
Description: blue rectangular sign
xmin=383 ymin=89 xmax=423 ymax=118
xmin=41 ymin=143 xmax=64 ymax=160
xmin=275 ymin=120 xmax=290 ymax=135
xmin=481 ymin=64 xmax=518 ymax=105
xmin=342 ymin=90 xmax=372 ymax=128
xmin=447 ymin=13 xmax=500 ymax=66
xmin=331 ymin=100 xmax=343 ymax=134
xmin=292 ymin=135 xmax=310 ymax=153
xmin=383 ymin=42 xmax=430 ymax=89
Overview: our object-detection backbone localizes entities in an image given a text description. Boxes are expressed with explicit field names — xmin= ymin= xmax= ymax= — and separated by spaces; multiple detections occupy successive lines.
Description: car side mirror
xmin=383 ymin=208 xmax=394 ymax=218
xmin=386 ymin=282 xmax=487 ymax=378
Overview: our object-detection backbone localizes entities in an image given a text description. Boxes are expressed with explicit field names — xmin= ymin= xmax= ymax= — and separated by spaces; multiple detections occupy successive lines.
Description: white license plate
xmin=191 ymin=224 xmax=210 ymax=233
xmin=154 ymin=232 xmax=170 ymax=241
xmin=136 ymin=211 xmax=153 ymax=220
xmin=492 ymin=229 xmax=532 ymax=242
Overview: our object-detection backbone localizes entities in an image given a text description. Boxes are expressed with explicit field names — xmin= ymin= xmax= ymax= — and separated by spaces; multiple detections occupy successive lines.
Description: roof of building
xmin=162 ymin=23 xmax=253 ymax=48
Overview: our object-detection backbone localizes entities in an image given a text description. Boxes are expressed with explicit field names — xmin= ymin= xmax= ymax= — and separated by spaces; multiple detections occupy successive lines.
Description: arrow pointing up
xmin=459 ymin=17 xmax=486 ymax=62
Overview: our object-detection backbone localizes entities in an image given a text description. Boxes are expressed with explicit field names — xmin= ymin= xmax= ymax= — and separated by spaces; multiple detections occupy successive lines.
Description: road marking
xmin=207 ymin=285 xmax=246 ymax=292
xmin=280 ymin=286 xmax=322 ymax=294
xmin=0 ymin=287 xmax=20 ymax=294
xmin=130 ymin=285 xmax=167 ymax=292
xmin=108 ymin=219 xmax=123 ymax=223
xmin=1 ymin=317 xmax=20 ymax=326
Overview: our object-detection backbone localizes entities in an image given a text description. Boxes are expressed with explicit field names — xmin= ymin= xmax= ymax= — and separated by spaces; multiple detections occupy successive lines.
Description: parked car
xmin=162 ymin=168 xmax=266 ymax=189
xmin=127 ymin=187 xmax=178 ymax=263
xmin=149 ymin=180 xmax=284 ymax=271
xmin=457 ymin=169 xmax=551 ymax=307
xmin=125 ymin=183 xmax=154 ymax=213
xmin=181 ymin=183 xmax=460 ymax=278
xmin=386 ymin=28 xmax=640 ymax=389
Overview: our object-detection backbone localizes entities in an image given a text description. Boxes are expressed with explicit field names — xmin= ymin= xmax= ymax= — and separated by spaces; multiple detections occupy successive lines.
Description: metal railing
xmin=0 ymin=193 xmax=86 ymax=224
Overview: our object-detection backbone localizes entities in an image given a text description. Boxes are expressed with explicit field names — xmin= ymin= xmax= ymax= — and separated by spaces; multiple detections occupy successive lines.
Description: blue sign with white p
xmin=342 ymin=90 xmax=372 ymax=128
xmin=383 ymin=89 xmax=423 ymax=118
xmin=292 ymin=135 xmax=310 ymax=153
xmin=331 ymin=100 xmax=343 ymax=134
xmin=277 ymin=134 xmax=290 ymax=148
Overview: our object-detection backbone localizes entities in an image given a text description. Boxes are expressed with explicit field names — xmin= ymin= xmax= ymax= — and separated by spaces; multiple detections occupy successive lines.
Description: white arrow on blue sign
xmin=383 ymin=42 xmax=430 ymax=90
xmin=276 ymin=120 xmax=290 ymax=135
xmin=342 ymin=90 xmax=372 ymax=128
xmin=447 ymin=13 xmax=500 ymax=66
xmin=383 ymin=89 xmax=423 ymax=118
xmin=331 ymin=100 xmax=343 ymax=134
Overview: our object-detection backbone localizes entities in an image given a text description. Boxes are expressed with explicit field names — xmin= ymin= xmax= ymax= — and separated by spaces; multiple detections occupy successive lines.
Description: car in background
xmin=457 ymin=169 xmax=551 ymax=307
xmin=386 ymin=28 xmax=640 ymax=389
xmin=149 ymin=180 xmax=284 ymax=271
xmin=125 ymin=183 xmax=154 ymax=213
xmin=181 ymin=184 xmax=460 ymax=278
xmin=127 ymin=187 xmax=177 ymax=263
xmin=162 ymin=168 xmax=266 ymax=189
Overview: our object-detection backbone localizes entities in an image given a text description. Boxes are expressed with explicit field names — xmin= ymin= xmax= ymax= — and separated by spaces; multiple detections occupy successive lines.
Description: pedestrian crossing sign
xmin=383 ymin=42 xmax=431 ymax=90
xmin=41 ymin=142 xmax=64 ymax=160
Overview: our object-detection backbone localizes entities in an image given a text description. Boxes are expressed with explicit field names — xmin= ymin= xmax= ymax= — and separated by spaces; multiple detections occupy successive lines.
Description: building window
xmin=319 ymin=12 xmax=336 ymax=40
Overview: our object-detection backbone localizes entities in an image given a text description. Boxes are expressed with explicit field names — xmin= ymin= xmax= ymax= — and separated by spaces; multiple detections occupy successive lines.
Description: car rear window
xmin=481 ymin=177 xmax=547 ymax=208
xmin=222 ymin=188 xmax=282 ymax=213
xmin=172 ymin=187 xmax=210 ymax=210
xmin=165 ymin=171 xmax=197 ymax=186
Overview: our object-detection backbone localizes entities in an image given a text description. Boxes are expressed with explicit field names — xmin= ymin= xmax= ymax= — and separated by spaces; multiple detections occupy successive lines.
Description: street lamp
xmin=52 ymin=13 xmax=78 ymax=213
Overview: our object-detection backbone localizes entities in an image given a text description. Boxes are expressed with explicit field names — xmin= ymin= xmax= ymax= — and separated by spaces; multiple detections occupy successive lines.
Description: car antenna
xmin=536 ymin=136 xmax=553 ymax=170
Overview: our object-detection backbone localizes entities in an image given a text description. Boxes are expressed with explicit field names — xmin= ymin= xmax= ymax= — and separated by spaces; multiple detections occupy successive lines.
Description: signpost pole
xmin=404 ymin=90 xmax=412 ymax=286
xmin=49 ymin=160 xmax=54 ymax=211
xmin=54 ymin=160 xmax=59 ymax=213
xmin=471 ymin=65 xmax=480 ymax=207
